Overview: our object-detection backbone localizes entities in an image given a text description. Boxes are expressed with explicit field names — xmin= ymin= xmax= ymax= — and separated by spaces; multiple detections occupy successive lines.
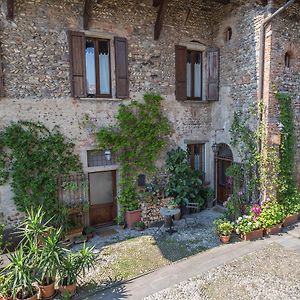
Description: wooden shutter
xmin=206 ymin=48 xmax=219 ymax=101
xmin=0 ymin=61 xmax=4 ymax=97
xmin=69 ymin=31 xmax=86 ymax=98
xmin=175 ymin=45 xmax=187 ymax=101
xmin=114 ymin=37 xmax=129 ymax=99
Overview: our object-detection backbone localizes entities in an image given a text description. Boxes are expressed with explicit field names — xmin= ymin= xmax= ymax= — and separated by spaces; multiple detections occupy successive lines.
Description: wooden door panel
xmin=217 ymin=159 xmax=232 ymax=203
xmin=89 ymin=171 xmax=117 ymax=226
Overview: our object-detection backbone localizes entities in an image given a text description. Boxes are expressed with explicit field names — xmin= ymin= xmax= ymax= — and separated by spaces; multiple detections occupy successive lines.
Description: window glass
xmin=86 ymin=40 xmax=96 ymax=95
xmin=194 ymin=52 xmax=201 ymax=98
xmin=188 ymin=143 xmax=205 ymax=177
xmin=187 ymin=51 xmax=192 ymax=98
xmin=99 ymin=40 xmax=110 ymax=95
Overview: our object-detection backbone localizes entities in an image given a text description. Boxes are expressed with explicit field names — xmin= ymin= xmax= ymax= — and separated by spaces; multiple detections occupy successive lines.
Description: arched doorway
xmin=216 ymin=143 xmax=233 ymax=204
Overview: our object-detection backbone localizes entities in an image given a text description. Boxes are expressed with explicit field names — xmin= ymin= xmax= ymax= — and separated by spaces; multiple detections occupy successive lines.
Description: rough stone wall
xmin=267 ymin=1 xmax=300 ymax=185
xmin=0 ymin=0 xmax=268 ymax=226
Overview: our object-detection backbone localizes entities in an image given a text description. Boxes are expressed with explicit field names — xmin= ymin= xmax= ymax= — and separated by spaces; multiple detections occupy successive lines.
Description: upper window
xmin=285 ymin=52 xmax=291 ymax=68
xmin=175 ymin=45 xmax=219 ymax=102
xmin=187 ymin=143 xmax=205 ymax=178
xmin=186 ymin=50 xmax=202 ymax=100
xmin=69 ymin=31 xmax=129 ymax=99
xmin=86 ymin=38 xmax=111 ymax=97
xmin=225 ymin=27 xmax=232 ymax=42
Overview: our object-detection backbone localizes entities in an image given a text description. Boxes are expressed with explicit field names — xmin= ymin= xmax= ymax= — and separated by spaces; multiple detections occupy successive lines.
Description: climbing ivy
xmin=97 ymin=93 xmax=171 ymax=212
xmin=0 ymin=121 xmax=81 ymax=220
xmin=276 ymin=92 xmax=300 ymax=215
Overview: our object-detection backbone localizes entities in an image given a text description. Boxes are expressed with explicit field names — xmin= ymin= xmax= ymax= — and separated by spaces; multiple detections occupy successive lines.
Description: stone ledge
xmin=79 ymin=97 xmax=125 ymax=102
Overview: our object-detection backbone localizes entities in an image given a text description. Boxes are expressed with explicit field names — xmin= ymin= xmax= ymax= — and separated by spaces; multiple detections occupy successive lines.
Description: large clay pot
xmin=242 ymin=228 xmax=264 ymax=241
xmin=220 ymin=235 xmax=230 ymax=244
xmin=265 ymin=224 xmax=282 ymax=235
xmin=39 ymin=282 xmax=56 ymax=299
xmin=59 ymin=283 xmax=77 ymax=297
xmin=283 ymin=213 xmax=299 ymax=227
xmin=125 ymin=209 xmax=142 ymax=229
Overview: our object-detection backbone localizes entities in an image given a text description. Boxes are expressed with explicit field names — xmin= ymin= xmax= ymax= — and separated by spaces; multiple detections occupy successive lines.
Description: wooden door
xmin=89 ymin=170 xmax=117 ymax=226
xmin=217 ymin=158 xmax=232 ymax=204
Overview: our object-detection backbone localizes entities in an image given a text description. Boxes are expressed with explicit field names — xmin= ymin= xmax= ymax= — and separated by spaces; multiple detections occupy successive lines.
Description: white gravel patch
xmin=144 ymin=243 xmax=300 ymax=300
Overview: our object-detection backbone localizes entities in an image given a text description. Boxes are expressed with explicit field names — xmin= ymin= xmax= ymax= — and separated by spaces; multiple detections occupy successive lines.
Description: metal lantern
xmin=104 ymin=150 xmax=112 ymax=161
xmin=211 ymin=142 xmax=218 ymax=154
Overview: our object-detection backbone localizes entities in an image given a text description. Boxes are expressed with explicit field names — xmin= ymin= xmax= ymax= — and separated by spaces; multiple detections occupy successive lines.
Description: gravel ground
xmin=71 ymin=209 xmax=222 ymax=296
xmin=144 ymin=243 xmax=300 ymax=300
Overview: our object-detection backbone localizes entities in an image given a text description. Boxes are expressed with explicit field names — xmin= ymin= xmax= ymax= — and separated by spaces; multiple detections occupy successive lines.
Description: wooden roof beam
xmin=6 ymin=0 xmax=14 ymax=21
xmin=211 ymin=0 xmax=230 ymax=4
xmin=83 ymin=0 xmax=93 ymax=30
xmin=153 ymin=0 xmax=162 ymax=7
xmin=154 ymin=0 xmax=169 ymax=41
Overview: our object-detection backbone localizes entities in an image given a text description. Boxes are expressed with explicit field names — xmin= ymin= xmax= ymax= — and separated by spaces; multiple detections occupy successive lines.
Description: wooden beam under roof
xmin=6 ymin=0 xmax=14 ymax=21
xmin=153 ymin=0 xmax=162 ymax=7
xmin=83 ymin=0 xmax=93 ymax=30
xmin=154 ymin=0 xmax=169 ymax=40
xmin=211 ymin=0 xmax=230 ymax=4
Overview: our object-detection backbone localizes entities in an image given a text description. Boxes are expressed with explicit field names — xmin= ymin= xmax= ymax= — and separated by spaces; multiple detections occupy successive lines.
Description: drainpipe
xmin=258 ymin=0 xmax=295 ymax=103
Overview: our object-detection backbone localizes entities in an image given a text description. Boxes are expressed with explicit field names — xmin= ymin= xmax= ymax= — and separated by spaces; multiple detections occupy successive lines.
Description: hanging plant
xmin=97 ymin=93 xmax=171 ymax=213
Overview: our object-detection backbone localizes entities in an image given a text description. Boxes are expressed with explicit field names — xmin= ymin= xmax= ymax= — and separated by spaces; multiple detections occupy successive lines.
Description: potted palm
xmin=214 ymin=218 xmax=234 ymax=244
xmin=4 ymin=247 xmax=38 ymax=300
xmin=58 ymin=244 xmax=95 ymax=297
xmin=37 ymin=229 xmax=65 ymax=299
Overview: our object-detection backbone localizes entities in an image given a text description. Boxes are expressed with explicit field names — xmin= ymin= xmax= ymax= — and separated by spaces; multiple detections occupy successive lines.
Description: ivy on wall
xmin=276 ymin=92 xmax=300 ymax=215
xmin=0 ymin=121 xmax=81 ymax=220
xmin=97 ymin=93 xmax=171 ymax=212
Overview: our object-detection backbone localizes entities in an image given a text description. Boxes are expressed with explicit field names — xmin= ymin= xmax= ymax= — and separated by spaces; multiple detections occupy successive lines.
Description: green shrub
xmin=258 ymin=201 xmax=285 ymax=228
xmin=165 ymin=148 xmax=206 ymax=207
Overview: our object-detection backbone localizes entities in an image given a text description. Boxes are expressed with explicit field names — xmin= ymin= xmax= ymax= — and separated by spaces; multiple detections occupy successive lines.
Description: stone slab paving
xmin=85 ymin=224 xmax=300 ymax=300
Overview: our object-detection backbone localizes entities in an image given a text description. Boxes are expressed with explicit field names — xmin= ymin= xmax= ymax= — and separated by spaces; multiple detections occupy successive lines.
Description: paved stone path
xmin=82 ymin=223 xmax=300 ymax=300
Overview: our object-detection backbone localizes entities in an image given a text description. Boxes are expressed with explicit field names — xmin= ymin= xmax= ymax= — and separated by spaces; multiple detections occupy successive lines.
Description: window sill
xmin=183 ymin=100 xmax=213 ymax=104
xmin=79 ymin=97 xmax=125 ymax=102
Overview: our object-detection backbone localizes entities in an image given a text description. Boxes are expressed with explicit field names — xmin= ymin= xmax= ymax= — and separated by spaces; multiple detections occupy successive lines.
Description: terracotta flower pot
xmin=242 ymin=228 xmax=264 ymax=241
xmin=220 ymin=235 xmax=230 ymax=244
xmin=0 ymin=296 xmax=12 ymax=300
xmin=265 ymin=224 xmax=282 ymax=235
xmin=59 ymin=283 xmax=76 ymax=297
xmin=283 ymin=213 xmax=299 ymax=227
xmin=125 ymin=209 xmax=142 ymax=229
xmin=17 ymin=293 xmax=38 ymax=300
xmin=39 ymin=282 xmax=56 ymax=299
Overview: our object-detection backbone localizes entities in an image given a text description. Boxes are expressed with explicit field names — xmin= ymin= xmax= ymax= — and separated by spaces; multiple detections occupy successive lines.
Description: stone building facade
xmin=0 ymin=0 xmax=300 ymax=228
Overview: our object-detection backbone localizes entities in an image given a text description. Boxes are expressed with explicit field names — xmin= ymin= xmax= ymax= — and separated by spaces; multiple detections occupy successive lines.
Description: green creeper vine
xmin=97 ymin=93 xmax=171 ymax=213
xmin=276 ymin=92 xmax=300 ymax=215
xmin=0 ymin=121 xmax=81 ymax=220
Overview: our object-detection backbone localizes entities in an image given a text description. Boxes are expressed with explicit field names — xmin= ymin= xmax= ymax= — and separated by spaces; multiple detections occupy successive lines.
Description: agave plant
xmin=58 ymin=243 xmax=95 ymax=286
xmin=37 ymin=227 xmax=65 ymax=286
xmin=3 ymin=246 xmax=37 ymax=299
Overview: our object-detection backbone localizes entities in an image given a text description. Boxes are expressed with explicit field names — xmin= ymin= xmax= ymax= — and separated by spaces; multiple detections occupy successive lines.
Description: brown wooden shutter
xmin=69 ymin=31 xmax=86 ymax=98
xmin=175 ymin=45 xmax=187 ymax=101
xmin=206 ymin=48 xmax=219 ymax=101
xmin=0 ymin=61 xmax=4 ymax=97
xmin=114 ymin=37 xmax=129 ymax=99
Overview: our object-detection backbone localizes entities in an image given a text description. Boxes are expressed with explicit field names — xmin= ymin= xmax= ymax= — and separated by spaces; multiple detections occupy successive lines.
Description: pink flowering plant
xmin=258 ymin=200 xmax=285 ymax=228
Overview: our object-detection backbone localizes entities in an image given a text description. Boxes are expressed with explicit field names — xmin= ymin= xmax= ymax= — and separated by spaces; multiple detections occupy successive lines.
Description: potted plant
xmin=58 ymin=244 xmax=95 ymax=297
xmin=37 ymin=229 xmax=65 ymax=299
xmin=282 ymin=198 xmax=300 ymax=227
xmin=3 ymin=247 xmax=38 ymax=300
xmin=0 ymin=275 xmax=12 ymax=300
xmin=214 ymin=218 xmax=234 ymax=244
xmin=235 ymin=215 xmax=263 ymax=241
xmin=115 ymin=216 xmax=126 ymax=229
xmin=82 ymin=226 xmax=95 ymax=240
xmin=259 ymin=201 xmax=285 ymax=235
xmin=134 ymin=221 xmax=145 ymax=231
